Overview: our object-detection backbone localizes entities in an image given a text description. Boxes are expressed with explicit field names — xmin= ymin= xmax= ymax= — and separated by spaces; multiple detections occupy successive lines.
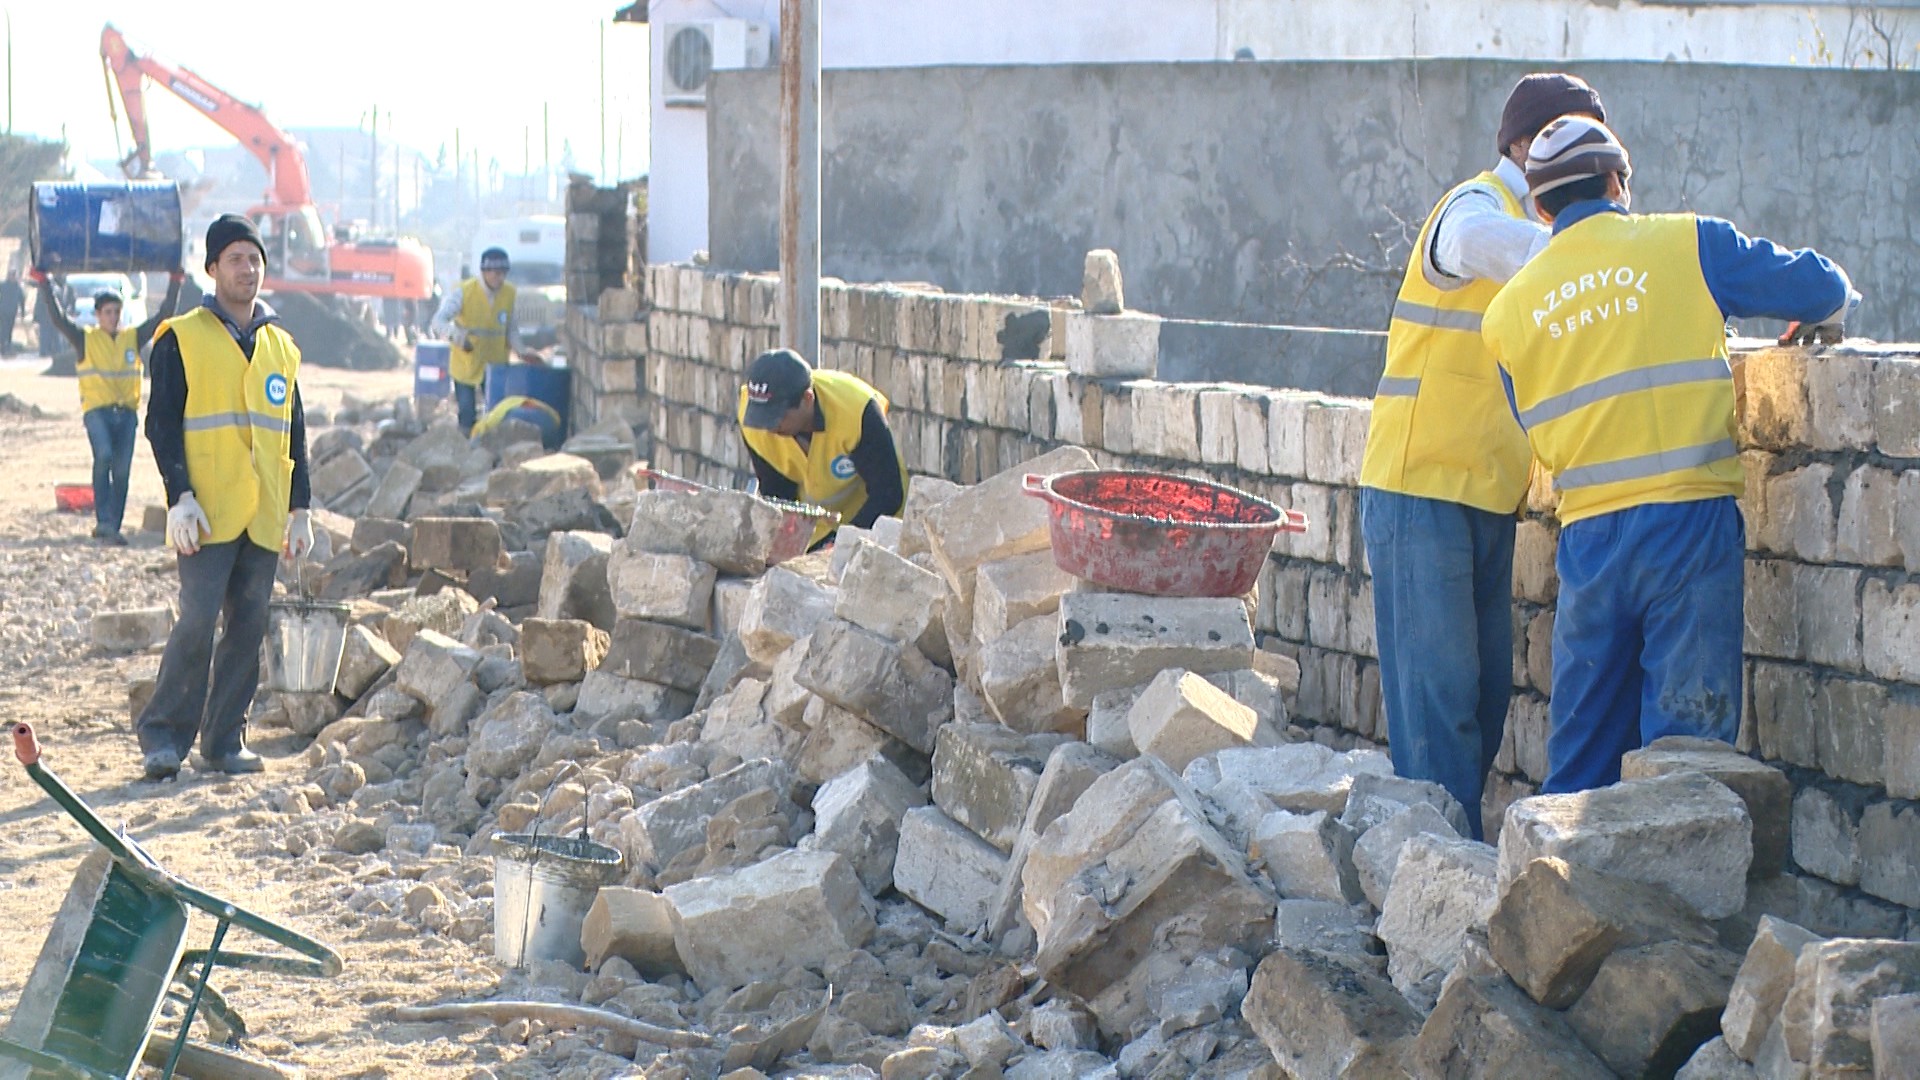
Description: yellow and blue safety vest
xmin=452 ymin=278 xmax=516 ymax=387
xmin=737 ymin=369 xmax=907 ymax=548
xmin=78 ymin=327 xmax=143 ymax=413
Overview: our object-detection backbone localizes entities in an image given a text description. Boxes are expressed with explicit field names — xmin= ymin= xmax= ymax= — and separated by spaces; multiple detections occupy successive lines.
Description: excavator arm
xmin=100 ymin=23 xmax=315 ymax=209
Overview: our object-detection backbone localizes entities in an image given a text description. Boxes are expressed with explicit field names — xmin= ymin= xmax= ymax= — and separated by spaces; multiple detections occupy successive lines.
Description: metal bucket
xmin=263 ymin=599 xmax=350 ymax=694
xmin=491 ymin=832 xmax=624 ymax=969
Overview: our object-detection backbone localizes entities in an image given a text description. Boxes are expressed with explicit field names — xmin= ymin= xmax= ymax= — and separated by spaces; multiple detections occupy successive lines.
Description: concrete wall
xmin=593 ymin=262 xmax=1920 ymax=936
xmin=706 ymin=59 xmax=1920 ymax=341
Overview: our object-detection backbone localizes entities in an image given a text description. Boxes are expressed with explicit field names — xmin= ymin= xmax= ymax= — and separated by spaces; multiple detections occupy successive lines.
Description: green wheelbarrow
xmin=0 ymin=723 xmax=343 ymax=1080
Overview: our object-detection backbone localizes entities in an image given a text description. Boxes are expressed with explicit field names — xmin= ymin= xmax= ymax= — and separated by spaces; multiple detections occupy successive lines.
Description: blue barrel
xmin=414 ymin=341 xmax=452 ymax=400
xmin=29 ymin=181 xmax=183 ymax=274
xmin=485 ymin=365 xmax=571 ymax=447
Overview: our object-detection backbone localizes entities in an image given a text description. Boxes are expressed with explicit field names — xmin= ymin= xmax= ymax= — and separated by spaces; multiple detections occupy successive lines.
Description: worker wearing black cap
xmin=738 ymin=349 xmax=908 ymax=549
xmin=136 ymin=213 xmax=312 ymax=782
xmin=432 ymin=246 xmax=535 ymax=434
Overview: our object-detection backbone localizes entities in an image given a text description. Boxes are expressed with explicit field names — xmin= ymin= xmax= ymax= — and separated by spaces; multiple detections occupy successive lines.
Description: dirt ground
xmin=0 ymin=355 xmax=546 ymax=1079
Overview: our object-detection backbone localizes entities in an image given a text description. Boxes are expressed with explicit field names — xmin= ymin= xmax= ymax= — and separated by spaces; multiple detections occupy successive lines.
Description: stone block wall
xmin=610 ymin=261 xmax=1920 ymax=933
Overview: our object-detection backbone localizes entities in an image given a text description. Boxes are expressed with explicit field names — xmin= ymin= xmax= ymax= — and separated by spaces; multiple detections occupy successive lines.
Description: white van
xmin=471 ymin=216 xmax=565 ymax=345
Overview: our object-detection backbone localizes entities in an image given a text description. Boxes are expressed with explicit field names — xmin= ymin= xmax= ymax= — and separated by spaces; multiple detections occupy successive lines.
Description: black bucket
xmin=29 ymin=181 xmax=184 ymax=274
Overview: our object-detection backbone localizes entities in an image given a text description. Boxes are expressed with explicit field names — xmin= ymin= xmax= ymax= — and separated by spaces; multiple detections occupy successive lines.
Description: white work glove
xmin=1779 ymin=288 xmax=1862 ymax=347
xmin=283 ymin=509 xmax=314 ymax=563
xmin=167 ymin=492 xmax=211 ymax=555
xmin=452 ymin=327 xmax=472 ymax=351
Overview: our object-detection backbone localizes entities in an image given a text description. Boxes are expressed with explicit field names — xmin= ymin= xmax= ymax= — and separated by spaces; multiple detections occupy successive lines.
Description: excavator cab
xmin=251 ymin=206 xmax=328 ymax=283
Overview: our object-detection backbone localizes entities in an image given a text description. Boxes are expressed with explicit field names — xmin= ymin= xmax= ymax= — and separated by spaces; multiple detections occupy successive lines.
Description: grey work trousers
xmin=136 ymin=538 xmax=281 ymax=760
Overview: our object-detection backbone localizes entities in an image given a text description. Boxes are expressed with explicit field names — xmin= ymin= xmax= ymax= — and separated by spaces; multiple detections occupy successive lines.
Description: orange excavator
xmin=100 ymin=23 xmax=432 ymax=300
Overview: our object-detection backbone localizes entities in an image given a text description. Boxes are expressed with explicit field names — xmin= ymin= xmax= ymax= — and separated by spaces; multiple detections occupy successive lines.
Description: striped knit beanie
xmin=1525 ymin=115 xmax=1632 ymax=197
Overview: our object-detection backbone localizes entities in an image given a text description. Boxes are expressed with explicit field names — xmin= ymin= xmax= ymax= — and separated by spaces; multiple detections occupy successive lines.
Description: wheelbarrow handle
xmin=13 ymin=722 xmax=39 ymax=766
xmin=1021 ymin=473 xmax=1054 ymax=501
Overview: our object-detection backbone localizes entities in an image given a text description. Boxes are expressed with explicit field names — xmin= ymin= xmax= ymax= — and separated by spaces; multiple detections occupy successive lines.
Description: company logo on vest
xmin=830 ymin=455 xmax=856 ymax=480
xmin=264 ymin=373 xmax=289 ymax=407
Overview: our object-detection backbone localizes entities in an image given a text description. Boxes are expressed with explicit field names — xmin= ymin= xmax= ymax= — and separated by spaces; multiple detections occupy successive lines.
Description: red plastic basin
xmin=1023 ymin=469 xmax=1307 ymax=598
xmin=54 ymin=484 xmax=93 ymax=513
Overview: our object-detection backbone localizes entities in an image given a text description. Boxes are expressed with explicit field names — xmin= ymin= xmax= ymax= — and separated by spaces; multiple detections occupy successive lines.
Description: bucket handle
xmin=1278 ymin=508 xmax=1310 ymax=535
xmin=1021 ymin=474 xmax=1055 ymax=503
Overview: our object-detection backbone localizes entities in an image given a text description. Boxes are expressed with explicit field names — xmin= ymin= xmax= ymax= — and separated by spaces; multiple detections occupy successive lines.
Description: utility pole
xmin=369 ymin=105 xmax=379 ymax=228
xmin=543 ymin=103 xmax=551 ymax=204
xmin=599 ymin=21 xmax=608 ymax=180
xmin=779 ymin=0 xmax=821 ymax=363
xmin=5 ymin=11 xmax=13 ymax=135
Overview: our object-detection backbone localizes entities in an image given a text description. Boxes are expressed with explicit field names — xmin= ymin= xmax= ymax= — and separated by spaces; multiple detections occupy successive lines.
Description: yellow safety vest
xmin=77 ymin=327 xmax=142 ymax=413
xmin=470 ymin=394 xmax=561 ymax=439
xmin=1361 ymin=171 xmax=1535 ymax=513
xmin=163 ymin=307 xmax=302 ymax=551
xmin=1483 ymin=211 xmax=1738 ymax=526
xmin=737 ymin=369 xmax=909 ymax=547
xmin=451 ymin=278 xmax=516 ymax=387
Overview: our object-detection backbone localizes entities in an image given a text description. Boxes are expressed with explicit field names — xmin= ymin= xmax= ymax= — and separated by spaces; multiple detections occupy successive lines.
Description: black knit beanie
xmin=204 ymin=213 xmax=266 ymax=270
xmin=1496 ymin=74 xmax=1606 ymax=156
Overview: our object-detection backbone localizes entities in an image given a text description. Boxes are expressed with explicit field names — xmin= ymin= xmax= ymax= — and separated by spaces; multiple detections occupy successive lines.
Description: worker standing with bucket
xmin=432 ymin=247 xmax=537 ymax=435
xmin=136 ymin=215 xmax=314 ymax=781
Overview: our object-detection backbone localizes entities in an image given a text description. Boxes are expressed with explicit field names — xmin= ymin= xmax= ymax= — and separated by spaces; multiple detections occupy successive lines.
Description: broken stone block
xmin=1185 ymin=743 xmax=1394 ymax=820
xmin=1346 ymin=797 xmax=1457 ymax=908
xmin=794 ymin=695 xmax=925 ymax=787
xmin=973 ymin=551 xmax=1074 ymax=648
xmin=1082 ymin=248 xmax=1125 ymax=314
xmin=1567 ymin=939 xmax=1743 ymax=1077
xmin=1244 ymin=947 xmax=1421 ymax=1079
xmin=1622 ymin=737 xmax=1792 ymax=879
xmin=1870 ymin=994 xmax=1920 ymax=1079
xmin=363 ymin=459 xmax=422 ymax=520
xmin=573 ymin=671 xmax=693 ymax=727
xmin=931 ymin=722 xmax=1070 ymax=854
xmin=1065 ymin=311 xmax=1159 ymax=380
xmin=466 ymin=692 xmax=557 ymax=780
xmin=598 ymin=618 xmax=719 ymax=692
xmin=485 ymin=452 xmax=602 ymax=506
xmin=738 ymin=566 xmax=837 ymax=664
xmin=519 ymin=617 xmax=611 ymax=685
xmin=606 ymin=549 xmax=717 ymax=630
xmin=537 ymin=531 xmax=617 ymax=631
xmin=512 ymin=486 xmax=615 ymax=541
xmin=796 ymin=617 xmax=954 ymax=754
xmin=1498 ymin=771 xmax=1754 ymax=919
xmin=1127 ymin=668 xmax=1259 ymax=772
xmin=468 ymin=549 xmax=541 ymax=610
xmin=976 ymin=613 xmax=1084 ymax=737
xmin=407 ymin=517 xmax=504 ymax=574
xmin=1339 ymin=771 xmax=1472 ymax=841
xmin=835 ymin=541 xmax=945 ymax=644
xmin=1085 ymin=684 xmax=1144 ymax=759
xmin=810 ymin=755 xmax=928 ymax=894
xmin=1377 ymin=833 xmax=1500 ymax=1012
xmin=1055 ymin=591 xmax=1254 ymax=709
xmin=621 ymin=759 xmax=793 ymax=873
xmin=381 ymin=589 xmax=479 ymax=654
xmin=1676 ymin=1037 xmax=1758 ymax=1080
xmin=1274 ymin=898 xmax=1381 ymax=958
xmin=1151 ymin=952 xmax=1249 ymax=1035
xmin=1782 ymin=938 xmax=1920 ymax=1076
xmin=893 ymin=806 xmax=1009 ymax=931
xmin=663 ymin=848 xmax=874 ymax=992
xmin=91 ymin=607 xmax=173 ymax=653
xmin=334 ymin=624 xmax=400 ymax=702
xmin=624 ymin=489 xmax=783 ymax=576
xmin=1250 ymin=809 xmax=1362 ymax=905
xmin=581 ymin=886 xmax=680 ymax=976
xmin=276 ymin=691 xmax=343 ymax=737
xmin=1205 ymin=667 xmax=1291 ymax=742
xmin=350 ymin=516 xmax=410 ymax=557
xmin=922 ymin=446 xmax=1097 ymax=594
xmin=1722 ymin=915 xmax=1825 ymax=1062
xmin=985 ymin=741 xmax=1122 ymax=941
xmin=310 ymin=448 xmax=372 ymax=506
xmin=1412 ymin=971 xmax=1616 ymax=1080
xmin=391 ymin=629 xmax=481 ymax=707
xmin=312 ymin=540 xmax=407 ymax=601
xmin=1488 ymin=855 xmax=1720 ymax=1008
xmin=1028 ymin=998 xmax=1099 ymax=1052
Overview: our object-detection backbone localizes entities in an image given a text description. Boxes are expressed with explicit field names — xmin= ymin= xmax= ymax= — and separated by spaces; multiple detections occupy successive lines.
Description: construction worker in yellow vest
xmin=737 ymin=348 xmax=909 ymax=550
xmin=136 ymin=215 xmax=315 ymax=783
xmin=1358 ymin=73 xmax=1606 ymax=839
xmin=1484 ymin=116 xmax=1857 ymax=793
xmin=31 ymin=267 xmax=183 ymax=545
xmin=431 ymin=247 xmax=536 ymax=435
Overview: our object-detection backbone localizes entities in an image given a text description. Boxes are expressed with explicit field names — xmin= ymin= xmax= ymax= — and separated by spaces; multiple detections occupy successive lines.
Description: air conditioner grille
xmin=667 ymin=26 xmax=714 ymax=93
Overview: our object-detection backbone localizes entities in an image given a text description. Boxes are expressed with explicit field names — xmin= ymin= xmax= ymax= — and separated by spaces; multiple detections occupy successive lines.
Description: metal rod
xmin=161 ymin=917 xmax=230 ymax=1080
xmin=778 ymin=0 xmax=821 ymax=363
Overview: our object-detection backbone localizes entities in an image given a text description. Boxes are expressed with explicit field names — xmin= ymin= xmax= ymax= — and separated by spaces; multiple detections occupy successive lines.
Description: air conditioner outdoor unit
xmin=662 ymin=20 xmax=767 ymax=108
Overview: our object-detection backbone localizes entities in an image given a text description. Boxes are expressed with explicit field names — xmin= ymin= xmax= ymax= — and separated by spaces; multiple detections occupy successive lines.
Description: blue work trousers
xmin=83 ymin=405 xmax=138 ymax=535
xmin=1361 ymin=488 xmax=1515 ymax=840
xmin=454 ymin=381 xmax=479 ymax=435
xmin=1544 ymin=497 xmax=1744 ymax=794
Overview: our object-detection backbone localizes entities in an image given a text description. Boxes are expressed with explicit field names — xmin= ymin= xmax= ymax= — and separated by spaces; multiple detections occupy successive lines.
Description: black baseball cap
xmin=479 ymin=247 xmax=510 ymax=271
xmin=742 ymin=349 xmax=814 ymax=429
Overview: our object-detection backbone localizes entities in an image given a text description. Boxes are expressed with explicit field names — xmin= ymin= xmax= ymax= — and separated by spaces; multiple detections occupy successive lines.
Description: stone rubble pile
xmin=214 ymin=396 xmax=1918 ymax=1078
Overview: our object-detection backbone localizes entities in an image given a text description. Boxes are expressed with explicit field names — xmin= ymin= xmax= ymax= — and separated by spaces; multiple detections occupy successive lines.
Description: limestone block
xmin=1412 ymin=971 xmax=1616 ymax=1080
xmin=1899 ymin=469 xmax=1920 ymax=575
xmin=1131 ymin=382 xmax=1201 ymax=460
xmin=573 ymin=670 xmax=694 ymax=726
xmin=1302 ymin=399 xmax=1365 ymax=487
xmin=738 ymin=566 xmax=836 ymax=664
xmin=1353 ymin=800 xmax=1460 ymax=909
xmin=1064 ymin=311 xmax=1158 ymax=379
xmin=976 ymin=612 xmax=1083 ymax=736
xmin=1566 ymin=940 xmax=1742 ymax=1078
xmin=1817 ymin=678 xmax=1887 ymax=788
xmin=466 ymin=691 xmax=556 ymax=782
xmin=973 ymin=551 xmax=1074 ymax=648
xmin=710 ymin=577 xmax=754 ymax=639
xmin=664 ymin=849 xmax=873 ymax=992
xmin=1757 ymin=464 xmax=1836 ymax=561
xmin=576 ymin=887 xmax=683 ymax=972
xmin=922 ymin=446 xmax=1097 ymax=593
xmin=1081 ymin=249 xmax=1124 ymax=314
xmin=835 ymin=541 xmax=945 ymax=644
xmin=1887 ymin=694 xmax=1920 ymax=801
xmin=91 ymin=607 xmax=173 ymax=653
xmin=1858 ymin=800 xmax=1920 ymax=908
xmin=607 ymin=549 xmax=717 ymax=629
xmin=1250 ymin=809 xmax=1362 ymax=904
xmin=1205 ymin=667 xmax=1291 ymax=742
xmin=1244 ymin=947 xmax=1421 ymax=1080
xmin=1338 ymin=771 xmax=1473 ymax=840
xmin=519 ymin=617 xmax=610 ymax=685
xmin=794 ymin=695 xmax=923 ymax=787
xmin=1804 ymin=351 xmax=1875 ymax=451
xmin=897 ymin=476 xmax=962 ymax=559
xmin=311 ymin=448 xmax=373 ymax=506
xmin=468 ymin=550 xmax=542 ymax=609
xmin=362 ymin=460 xmax=422 ymax=520
xmin=1622 ymin=738 xmax=1792 ymax=879
xmin=931 ymin=723 xmax=1069 ymax=854
xmin=350 ymin=517 xmax=410 ymax=559
xmin=1498 ymin=771 xmax=1753 ymax=919
xmin=380 ymin=589 xmax=478 ymax=654
xmin=1722 ymin=915 xmax=1825 ymax=1062
xmin=1185 ymin=743 xmax=1394 ymax=818
xmin=893 ymin=806 xmax=1009 ymax=931
xmin=1870 ymin=994 xmax=1920 ymax=1080
xmin=1273 ymin=898 xmax=1380 ymax=958
xmin=407 ymin=517 xmax=504 ymax=574
xmin=1086 ymin=685 xmax=1142 ymax=759
xmin=391 ymin=629 xmax=481 ymax=706
xmin=486 ymin=452 xmax=602 ymax=506
xmin=536 ymin=530 xmax=616 ymax=630
xmin=624 ymin=489 xmax=783 ymax=576
xmin=797 ymin=617 xmax=953 ymax=754
xmin=1267 ymin=392 xmax=1309 ymax=478
xmin=985 ymin=741 xmax=1121 ymax=940
xmin=598 ymin=618 xmax=719 ymax=692
xmin=1126 ymin=668 xmax=1259 ymax=773
xmin=622 ymin=759 xmax=792 ymax=872
xmin=1055 ymin=592 xmax=1254 ymax=709
xmin=810 ymin=755 xmax=928 ymax=894
xmin=1488 ymin=855 xmax=1719 ymax=1008
xmin=1863 ymin=578 xmax=1920 ymax=684
xmin=1780 ymin=938 xmax=1920 ymax=1076
xmin=335 ymin=624 xmax=400 ymax=700
xmin=1876 ymin=357 xmax=1920 ymax=457
xmin=1836 ymin=465 xmax=1903 ymax=566
xmin=1675 ymin=1037 xmax=1757 ymax=1079
xmin=1377 ymin=833 xmax=1499 ymax=1012
xmin=312 ymin=541 xmax=404 ymax=601
xmin=1794 ymin=563 xmax=1862 ymax=671
xmin=1198 ymin=388 xmax=1240 ymax=467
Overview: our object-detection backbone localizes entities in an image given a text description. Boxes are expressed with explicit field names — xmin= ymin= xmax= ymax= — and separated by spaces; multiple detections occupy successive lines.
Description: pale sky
xmin=1 ymin=2 xmax=652 ymax=181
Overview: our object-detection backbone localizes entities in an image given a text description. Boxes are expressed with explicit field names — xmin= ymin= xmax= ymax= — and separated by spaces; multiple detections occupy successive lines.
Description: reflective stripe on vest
xmin=163 ymin=307 xmax=302 ymax=551
xmin=78 ymin=327 xmax=142 ymax=412
xmin=1358 ymin=171 xmax=1534 ymax=513
xmin=451 ymin=278 xmax=516 ymax=386
xmin=1482 ymin=211 xmax=1740 ymax=525
xmin=738 ymin=368 xmax=909 ymax=548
